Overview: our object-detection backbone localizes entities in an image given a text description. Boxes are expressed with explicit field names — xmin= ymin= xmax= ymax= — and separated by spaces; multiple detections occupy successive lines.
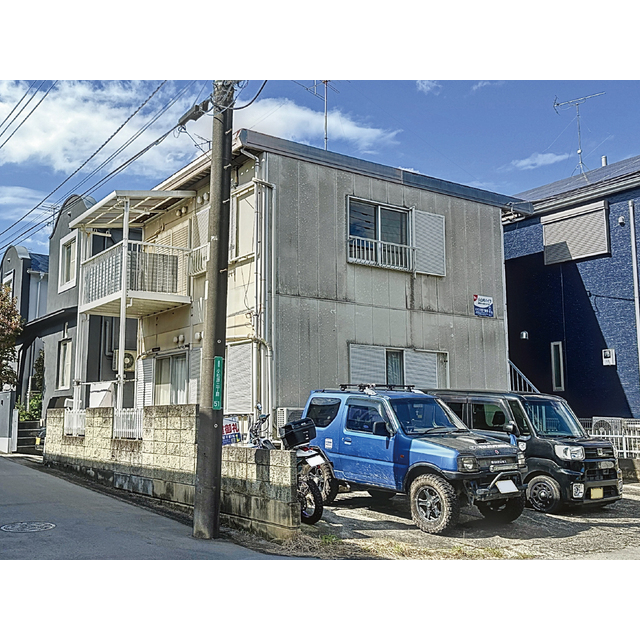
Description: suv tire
xmin=477 ymin=493 xmax=525 ymax=523
xmin=527 ymin=474 xmax=562 ymax=513
xmin=409 ymin=474 xmax=459 ymax=534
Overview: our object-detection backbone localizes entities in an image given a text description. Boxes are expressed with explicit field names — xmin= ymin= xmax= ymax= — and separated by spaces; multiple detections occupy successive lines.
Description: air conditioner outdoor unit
xmin=276 ymin=407 xmax=304 ymax=430
xmin=112 ymin=350 xmax=137 ymax=372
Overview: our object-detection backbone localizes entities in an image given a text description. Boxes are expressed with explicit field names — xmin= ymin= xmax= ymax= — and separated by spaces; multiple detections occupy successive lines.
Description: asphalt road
xmin=0 ymin=454 xmax=280 ymax=560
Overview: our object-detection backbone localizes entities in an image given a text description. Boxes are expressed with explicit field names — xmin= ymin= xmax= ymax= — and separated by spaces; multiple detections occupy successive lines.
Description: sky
xmin=2 ymin=78 xmax=638 ymax=256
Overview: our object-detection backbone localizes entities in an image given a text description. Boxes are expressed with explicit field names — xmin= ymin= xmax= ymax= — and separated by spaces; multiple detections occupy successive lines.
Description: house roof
xmin=154 ymin=129 xmax=534 ymax=216
xmin=29 ymin=252 xmax=49 ymax=273
xmin=515 ymin=154 xmax=640 ymax=213
xmin=70 ymin=190 xmax=196 ymax=229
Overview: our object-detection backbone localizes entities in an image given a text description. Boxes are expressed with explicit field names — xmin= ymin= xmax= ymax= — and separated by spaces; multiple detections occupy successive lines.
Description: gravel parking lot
xmin=257 ymin=482 xmax=640 ymax=560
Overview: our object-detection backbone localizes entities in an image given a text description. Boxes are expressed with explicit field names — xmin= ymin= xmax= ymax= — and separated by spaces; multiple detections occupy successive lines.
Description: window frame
xmin=154 ymin=352 xmax=188 ymax=405
xmin=57 ymin=339 xmax=72 ymax=390
xmin=58 ymin=230 xmax=78 ymax=293
xmin=550 ymin=341 xmax=565 ymax=391
xmin=347 ymin=196 xmax=412 ymax=271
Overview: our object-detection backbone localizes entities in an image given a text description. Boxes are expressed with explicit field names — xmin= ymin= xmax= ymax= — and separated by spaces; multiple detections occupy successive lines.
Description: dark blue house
xmin=504 ymin=156 xmax=640 ymax=419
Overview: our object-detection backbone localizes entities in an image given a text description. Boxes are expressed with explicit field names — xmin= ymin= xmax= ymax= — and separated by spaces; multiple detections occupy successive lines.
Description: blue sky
xmin=2 ymin=78 xmax=638 ymax=255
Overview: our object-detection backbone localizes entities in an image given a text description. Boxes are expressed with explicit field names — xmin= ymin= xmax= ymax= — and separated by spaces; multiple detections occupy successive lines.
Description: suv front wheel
xmin=409 ymin=474 xmax=460 ymax=534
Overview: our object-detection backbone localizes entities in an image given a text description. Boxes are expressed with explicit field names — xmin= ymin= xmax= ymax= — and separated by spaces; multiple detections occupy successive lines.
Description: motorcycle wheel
xmin=303 ymin=462 xmax=339 ymax=505
xmin=298 ymin=476 xmax=323 ymax=525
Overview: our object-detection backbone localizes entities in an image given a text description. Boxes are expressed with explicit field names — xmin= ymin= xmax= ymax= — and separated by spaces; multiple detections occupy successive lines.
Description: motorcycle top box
xmin=280 ymin=418 xmax=317 ymax=449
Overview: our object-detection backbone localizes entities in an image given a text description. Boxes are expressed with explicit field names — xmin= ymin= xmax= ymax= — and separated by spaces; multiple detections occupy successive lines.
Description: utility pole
xmin=193 ymin=80 xmax=237 ymax=539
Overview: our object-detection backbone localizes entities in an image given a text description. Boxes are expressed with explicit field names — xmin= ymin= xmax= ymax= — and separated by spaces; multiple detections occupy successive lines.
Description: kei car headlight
xmin=458 ymin=455 xmax=479 ymax=472
xmin=554 ymin=445 xmax=585 ymax=461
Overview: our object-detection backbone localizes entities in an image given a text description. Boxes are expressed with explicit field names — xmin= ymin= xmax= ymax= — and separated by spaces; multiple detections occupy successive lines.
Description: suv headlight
xmin=457 ymin=455 xmax=479 ymax=472
xmin=554 ymin=445 xmax=585 ymax=461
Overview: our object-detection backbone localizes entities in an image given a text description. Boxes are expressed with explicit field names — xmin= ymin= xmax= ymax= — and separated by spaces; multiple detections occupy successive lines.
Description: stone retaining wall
xmin=45 ymin=407 xmax=300 ymax=539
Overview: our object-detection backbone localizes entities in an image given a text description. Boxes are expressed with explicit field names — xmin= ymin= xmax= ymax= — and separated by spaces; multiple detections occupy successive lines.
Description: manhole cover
xmin=1 ymin=522 xmax=56 ymax=532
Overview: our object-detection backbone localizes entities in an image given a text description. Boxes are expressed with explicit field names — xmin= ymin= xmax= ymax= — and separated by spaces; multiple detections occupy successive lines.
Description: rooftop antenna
xmin=294 ymin=80 xmax=339 ymax=150
xmin=553 ymin=92 xmax=605 ymax=178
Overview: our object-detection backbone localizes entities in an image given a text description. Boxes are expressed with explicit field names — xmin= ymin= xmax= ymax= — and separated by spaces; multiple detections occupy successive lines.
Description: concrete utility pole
xmin=193 ymin=81 xmax=236 ymax=539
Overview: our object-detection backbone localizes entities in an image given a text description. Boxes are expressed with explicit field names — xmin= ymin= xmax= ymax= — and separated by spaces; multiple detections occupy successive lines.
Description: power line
xmin=0 ymin=81 xmax=57 ymax=152
xmin=0 ymin=80 xmax=47 ymax=141
xmin=0 ymin=80 xmax=172 ymax=248
xmin=0 ymin=80 xmax=39 ymax=131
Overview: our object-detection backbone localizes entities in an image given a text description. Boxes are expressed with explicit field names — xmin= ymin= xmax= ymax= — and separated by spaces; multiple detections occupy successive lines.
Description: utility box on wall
xmin=603 ymin=349 xmax=616 ymax=366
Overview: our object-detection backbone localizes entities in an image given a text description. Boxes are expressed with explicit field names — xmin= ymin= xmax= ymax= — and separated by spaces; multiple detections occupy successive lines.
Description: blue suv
xmin=303 ymin=385 xmax=527 ymax=534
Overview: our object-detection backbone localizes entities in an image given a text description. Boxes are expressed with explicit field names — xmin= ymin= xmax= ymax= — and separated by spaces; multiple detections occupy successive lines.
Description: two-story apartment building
xmin=48 ymin=129 xmax=532 ymax=450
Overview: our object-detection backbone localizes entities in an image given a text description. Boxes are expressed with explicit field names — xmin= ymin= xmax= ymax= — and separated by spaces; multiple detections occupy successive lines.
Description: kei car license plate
xmin=591 ymin=487 xmax=604 ymax=500
xmin=305 ymin=455 xmax=324 ymax=467
xmin=496 ymin=479 xmax=518 ymax=494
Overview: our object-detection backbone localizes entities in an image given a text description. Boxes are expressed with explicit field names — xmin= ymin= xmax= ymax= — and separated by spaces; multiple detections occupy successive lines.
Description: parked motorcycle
xmin=247 ymin=407 xmax=324 ymax=525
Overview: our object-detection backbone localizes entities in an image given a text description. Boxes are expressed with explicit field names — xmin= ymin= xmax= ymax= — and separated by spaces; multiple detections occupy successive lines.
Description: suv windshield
xmin=389 ymin=397 xmax=468 ymax=436
xmin=520 ymin=397 xmax=586 ymax=438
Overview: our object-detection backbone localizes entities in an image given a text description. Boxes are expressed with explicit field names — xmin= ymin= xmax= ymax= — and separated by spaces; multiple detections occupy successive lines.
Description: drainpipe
xmin=628 ymin=201 xmax=640 ymax=395
xmin=117 ymin=198 xmax=130 ymax=411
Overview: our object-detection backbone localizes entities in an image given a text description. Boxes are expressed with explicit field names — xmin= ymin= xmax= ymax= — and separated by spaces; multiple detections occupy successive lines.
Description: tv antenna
xmin=294 ymin=80 xmax=339 ymax=150
xmin=553 ymin=91 xmax=605 ymax=177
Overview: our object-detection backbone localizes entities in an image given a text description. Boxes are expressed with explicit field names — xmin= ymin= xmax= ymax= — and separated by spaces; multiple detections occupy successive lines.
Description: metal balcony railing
xmin=81 ymin=240 xmax=191 ymax=306
xmin=188 ymin=244 xmax=209 ymax=276
xmin=348 ymin=236 xmax=413 ymax=271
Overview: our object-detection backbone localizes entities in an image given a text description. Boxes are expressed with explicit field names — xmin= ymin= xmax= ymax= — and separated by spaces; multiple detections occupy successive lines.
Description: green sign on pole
xmin=213 ymin=356 xmax=224 ymax=410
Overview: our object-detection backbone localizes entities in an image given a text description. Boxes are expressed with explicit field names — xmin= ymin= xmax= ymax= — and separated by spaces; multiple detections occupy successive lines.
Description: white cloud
xmin=509 ymin=152 xmax=571 ymax=171
xmin=0 ymin=80 xmax=202 ymax=179
xmin=471 ymin=81 xmax=504 ymax=91
xmin=0 ymin=186 xmax=55 ymax=251
xmin=233 ymin=97 xmax=400 ymax=153
xmin=416 ymin=81 xmax=442 ymax=95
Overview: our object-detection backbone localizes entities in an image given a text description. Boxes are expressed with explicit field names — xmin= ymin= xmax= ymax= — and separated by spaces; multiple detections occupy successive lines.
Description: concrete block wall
xmin=45 ymin=406 xmax=300 ymax=539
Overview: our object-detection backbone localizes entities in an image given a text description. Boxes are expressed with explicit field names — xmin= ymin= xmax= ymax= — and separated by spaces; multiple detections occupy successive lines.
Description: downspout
xmin=117 ymin=198 xmax=130 ymax=411
xmin=500 ymin=213 xmax=511 ymax=390
xmin=242 ymin=148 xmax=276 ymax=420
xmin=628 ymin=201 xmax=640 ymax=399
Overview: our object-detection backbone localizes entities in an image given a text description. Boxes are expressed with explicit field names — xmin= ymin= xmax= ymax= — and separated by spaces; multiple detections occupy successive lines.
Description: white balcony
xmin=348 ymin=236 xmax=413 ymax=271
xmin=79 ymin=240 xmax=192 ymax=318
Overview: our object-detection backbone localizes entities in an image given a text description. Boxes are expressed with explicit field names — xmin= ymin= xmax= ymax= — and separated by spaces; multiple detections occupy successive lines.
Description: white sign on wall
xmin=473 ymin=294 xmax=494 ymax=318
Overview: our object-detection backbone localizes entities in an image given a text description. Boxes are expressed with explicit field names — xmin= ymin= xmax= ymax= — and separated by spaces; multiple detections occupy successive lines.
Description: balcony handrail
xmin=81 ymin=239 xmax=123 ymax=266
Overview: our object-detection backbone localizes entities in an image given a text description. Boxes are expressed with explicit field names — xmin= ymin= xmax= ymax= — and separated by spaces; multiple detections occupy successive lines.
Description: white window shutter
xmin=349 ymin=345 xmax=387 ymax=385
xmin=189 ymin=348 xmax=201 ymax=404
xmin=414 ymin=210 xmax=446 ymax=276
xmin=225 ymin=342 xmax=253 ymax=413
xmin=404 ymin=350 xmax=439 ymax=388
xmin=192 ymin=208 xmax=209 ymax=249
xmin=136 ymin=358 xmax=154 ymax=407
xmin=542 ymin=203 xmax=609 ymax=265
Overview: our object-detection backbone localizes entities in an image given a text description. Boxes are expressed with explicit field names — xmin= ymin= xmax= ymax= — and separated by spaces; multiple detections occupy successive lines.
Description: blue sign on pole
xmin=213 ymin=356 xmax=224 ymax=410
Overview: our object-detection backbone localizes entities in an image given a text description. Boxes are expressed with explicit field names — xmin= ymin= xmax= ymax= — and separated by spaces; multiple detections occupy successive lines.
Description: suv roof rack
xmin=338 ymin=383 xmax=416 ymax=393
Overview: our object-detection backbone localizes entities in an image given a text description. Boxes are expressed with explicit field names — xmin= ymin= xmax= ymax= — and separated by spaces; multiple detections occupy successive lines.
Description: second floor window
xmin=59 ymin=232 xmax=78 ymax=292
xmin=348 ymin=199 xmax=410 ymax=270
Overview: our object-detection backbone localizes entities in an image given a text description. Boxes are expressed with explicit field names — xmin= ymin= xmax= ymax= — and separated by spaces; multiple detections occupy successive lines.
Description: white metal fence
xmin=586 ymin=417 xmax=640 ymax=459
xmin=348 ymin=236 xmax=413 ymax=271
xmin=113 ymin=408 xmax=143 ymax=440
xmin=64 ymin=409 xmax=86 ymax=437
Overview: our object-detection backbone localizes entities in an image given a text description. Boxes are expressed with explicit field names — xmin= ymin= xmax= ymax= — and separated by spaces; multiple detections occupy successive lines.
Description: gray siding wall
xmin=267 ymin=153 xmax=508 ymax=408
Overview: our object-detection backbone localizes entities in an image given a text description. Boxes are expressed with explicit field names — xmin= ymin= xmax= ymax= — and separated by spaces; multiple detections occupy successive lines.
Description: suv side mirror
xmin=373 ymin=421 xmax=391 ymax=436
xmin=504 ymin=421 xmax=519 ymax=436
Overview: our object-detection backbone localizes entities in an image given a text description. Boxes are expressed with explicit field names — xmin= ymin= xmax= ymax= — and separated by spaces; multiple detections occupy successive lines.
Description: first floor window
xmin=386 ymin=350 xmax=404 ymax=385
xmin=551 ymin=341 xmax=565 ymax=391
xmin=57 ymin=339 xmax=72 ymax=389
xmin=154 ymin=353 xmax=187 ymax=405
